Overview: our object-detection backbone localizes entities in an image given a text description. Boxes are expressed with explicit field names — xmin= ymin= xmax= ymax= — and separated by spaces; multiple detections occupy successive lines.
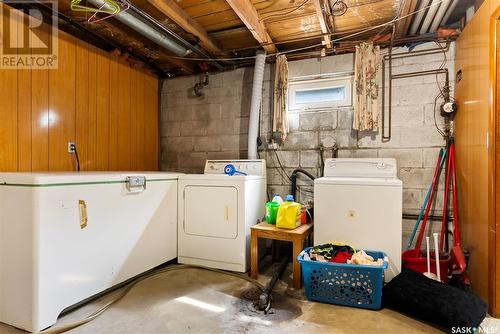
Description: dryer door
xmin=183 ymin=185 xmax=238 ymax=239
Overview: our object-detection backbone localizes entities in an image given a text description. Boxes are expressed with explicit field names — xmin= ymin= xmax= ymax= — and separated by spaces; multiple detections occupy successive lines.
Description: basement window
xmin=288 ymin=76 xmax=353 ymax=111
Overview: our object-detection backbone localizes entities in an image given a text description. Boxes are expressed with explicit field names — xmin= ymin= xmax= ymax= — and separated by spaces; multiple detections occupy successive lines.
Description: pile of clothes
xmin=348 ymin=250 xmax=384 ymax=266
xmin=304 ymin=243 xmax=384 ymax=266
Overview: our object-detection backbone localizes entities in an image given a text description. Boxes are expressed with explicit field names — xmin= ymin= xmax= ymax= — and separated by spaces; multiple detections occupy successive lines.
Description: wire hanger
xmin=87 ymin=0 xmax=130 ymax=23
xmin=70 ymin=0 xmax=121 ymax=15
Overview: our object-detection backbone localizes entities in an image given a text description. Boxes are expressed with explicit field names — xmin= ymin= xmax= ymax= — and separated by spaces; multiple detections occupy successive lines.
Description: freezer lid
xmin=315 ymin=176 xmax=402 ymax=187
xmin=0 ymin=171 xmax=183 ymax=186
xmin=323 ymin=158 xmax=398 ymax=178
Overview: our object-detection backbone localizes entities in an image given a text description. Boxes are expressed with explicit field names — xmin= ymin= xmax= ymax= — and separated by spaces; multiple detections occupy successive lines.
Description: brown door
xmin=494 ymin=13 xmax=500 ymax=317
xmin=493 ymin=7 xmax=500 ymax=317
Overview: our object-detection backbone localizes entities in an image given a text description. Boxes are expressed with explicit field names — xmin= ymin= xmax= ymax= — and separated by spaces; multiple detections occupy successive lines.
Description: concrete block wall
xmin=160 ymin=67 xmax=266 ymax=173
xmin=160 ymin=42 xmax=455 ymax=247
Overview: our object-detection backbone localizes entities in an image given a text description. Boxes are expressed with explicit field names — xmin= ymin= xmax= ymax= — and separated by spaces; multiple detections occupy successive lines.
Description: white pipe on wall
xmin=441 ymin=0 xmax=459 ymax=26
xmin=420 ymin=0 xmax=441 ymax=34
xmin=409 ymin=0 xmax=430 ymax=35
xmin=465 ymin=5 xmax=475 ymax=23
xmin=247 ymin=50 xmax=266 ymax=160
xmin=429 ymin=0 xmax=451 ymax=32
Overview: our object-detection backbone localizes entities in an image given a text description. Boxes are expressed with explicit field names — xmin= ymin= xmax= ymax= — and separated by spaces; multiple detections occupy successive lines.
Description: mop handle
xmin=426 ymin=236 xmax=431 ymax=273
xmin=433 ymin=233 xmax=441 ymax=281
xmin=407 ymin=148 xmax=446 ymax=249
xmin=407 ymin=182 xmax=433 ymax=249
xmin=440 ymin=142 xmax=452 ymax=252
xmin=415 ymin=149 xmax=445 ymax=253
xmin=450 ymin=143 xmax=461 ymax=246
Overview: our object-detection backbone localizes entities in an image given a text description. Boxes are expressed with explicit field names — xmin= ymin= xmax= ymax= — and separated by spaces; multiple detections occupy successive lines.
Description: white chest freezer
xmin=314 ymin=159 xmax=402 ymax=281
xmin=0 ymin=172 xmax=181 ymax=332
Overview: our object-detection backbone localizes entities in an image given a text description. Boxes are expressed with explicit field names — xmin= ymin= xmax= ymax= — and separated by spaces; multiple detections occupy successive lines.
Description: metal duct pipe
xmin=429 ymin=0 xmax=451 ymax=32
xmin=87 ymin=0 xmax=190 ymax=57
xmin=420 ymin=0 xmax=441 ymax=34
xmin=441 ymin=0 xmax=459 ymax=26
xmin=409 ymin=0 xmax=430 ymax=35
xmin=127 ymin=5 xmax=225 ymax=71
xmin=247 ymin=50 xmax=266 ymax=160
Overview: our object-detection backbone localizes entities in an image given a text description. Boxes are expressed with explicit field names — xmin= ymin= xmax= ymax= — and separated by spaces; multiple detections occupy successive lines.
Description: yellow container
xmin=276 ymin=202 xmax=302 ymax=229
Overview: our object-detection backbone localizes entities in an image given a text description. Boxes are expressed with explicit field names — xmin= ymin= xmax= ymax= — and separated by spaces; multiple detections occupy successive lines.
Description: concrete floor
xmin=0 ymin=262 xmax=496 ymax=334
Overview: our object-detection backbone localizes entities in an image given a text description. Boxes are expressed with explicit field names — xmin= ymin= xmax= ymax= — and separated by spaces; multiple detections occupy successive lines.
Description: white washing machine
xmin=314 ymin=158 xmax=402 ymax=281
xmin=178 ymin=160 xmax=266 ymax=272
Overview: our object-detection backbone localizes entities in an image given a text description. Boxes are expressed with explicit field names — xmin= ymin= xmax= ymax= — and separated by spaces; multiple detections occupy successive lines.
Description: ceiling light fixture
xmin=330 ymin=0 xmax=348 ymax=16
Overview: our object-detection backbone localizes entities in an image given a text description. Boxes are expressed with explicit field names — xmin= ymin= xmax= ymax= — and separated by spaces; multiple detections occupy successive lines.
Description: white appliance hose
xmin=37 ymin=265 xmax=264 ymax=334
xmin=247 ymin=50 xmax=266 ymax=159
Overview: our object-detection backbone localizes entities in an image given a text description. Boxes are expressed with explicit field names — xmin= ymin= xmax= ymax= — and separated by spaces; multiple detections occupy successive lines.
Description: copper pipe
xmin=381 ymin=40 xmax=450 ymax=141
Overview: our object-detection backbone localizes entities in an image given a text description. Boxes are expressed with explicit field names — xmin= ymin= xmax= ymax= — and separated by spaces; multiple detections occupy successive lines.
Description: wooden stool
xmin=250 ymin=221 xmax=313 ymax=289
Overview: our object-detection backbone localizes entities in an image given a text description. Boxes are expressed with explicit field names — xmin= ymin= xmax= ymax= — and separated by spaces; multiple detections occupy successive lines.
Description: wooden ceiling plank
xmin=147 ymin=0 xmax=223 ymax=54
xmin=263 ymin=11 xmax=317 ymax=24
xmin=194 ymin=13 xmax=242 ymax=32
xmin=165 ymin=56 xmax=196 ymax=75
xmin=181 ymin=0 xmax=233 ymax=17
xmin=312 ymin=0 xmax=332 ymax=48
xmin=395 ymin=0 xmax=418 ymax=38
xmin=225 ymin=0 xmax=278 ymax=53
xmin=254 ymin=0 xmax=315 ymax=16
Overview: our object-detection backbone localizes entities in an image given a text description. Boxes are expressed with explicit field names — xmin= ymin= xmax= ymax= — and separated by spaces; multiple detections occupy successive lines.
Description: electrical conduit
xmin=248 ymin=50 xmax=266 ymax=159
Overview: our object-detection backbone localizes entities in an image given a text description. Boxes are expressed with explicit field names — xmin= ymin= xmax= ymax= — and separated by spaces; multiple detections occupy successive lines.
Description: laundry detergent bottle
xmin=272 ymin=194 xmax=284 ymax=205
xmin=276 ymin=195 xmax=302 ymax=229
xmin=265 ymin=202 xmax=280 ymax=224
xmin=265 ymin=194 xmax=284 ymax=224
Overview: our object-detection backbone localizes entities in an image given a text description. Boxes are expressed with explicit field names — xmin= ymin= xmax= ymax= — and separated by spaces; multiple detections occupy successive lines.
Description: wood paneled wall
xmin=454 ymin=0 xmax=500 ymax=315
xmin=0 ymin=7 xmax=159 ymax=172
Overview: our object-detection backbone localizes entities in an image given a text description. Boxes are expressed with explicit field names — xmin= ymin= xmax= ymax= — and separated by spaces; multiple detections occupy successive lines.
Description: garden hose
xmin=37 ymin=264 xmax=265 ymax=334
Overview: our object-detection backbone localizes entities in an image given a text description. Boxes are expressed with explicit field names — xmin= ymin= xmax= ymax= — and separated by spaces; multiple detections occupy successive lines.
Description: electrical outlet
xmin=268 ymin=142 xmax=279 ymax=150
xmin=68 ymin=142 xmax=76 ymax=153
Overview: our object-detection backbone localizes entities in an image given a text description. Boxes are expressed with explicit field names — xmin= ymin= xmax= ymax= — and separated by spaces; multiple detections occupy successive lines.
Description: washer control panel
xmin=204 ymin=160 xmax=266 ymax=176
xmin=324 ymin=158 xmax=397 ymax=178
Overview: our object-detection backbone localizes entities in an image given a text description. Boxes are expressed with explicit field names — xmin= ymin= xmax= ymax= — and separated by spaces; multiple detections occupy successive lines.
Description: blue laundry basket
xmin=298 ymin=247 xmax=388 ymax=310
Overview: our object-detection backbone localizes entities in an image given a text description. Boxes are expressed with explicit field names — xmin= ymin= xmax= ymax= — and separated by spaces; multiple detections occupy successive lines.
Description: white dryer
xmin=314 ymin=158 xmax=402 ymax=281
xmin=178 ymin=160 xmax=266 ymax=272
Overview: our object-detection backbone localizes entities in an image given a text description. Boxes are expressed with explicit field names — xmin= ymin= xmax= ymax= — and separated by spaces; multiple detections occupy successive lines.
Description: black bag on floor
xmin=383 ymin=269 xmax=487 ymax=330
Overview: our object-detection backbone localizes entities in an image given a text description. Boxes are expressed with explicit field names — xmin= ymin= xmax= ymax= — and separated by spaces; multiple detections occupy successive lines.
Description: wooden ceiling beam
xmin=312 ymin=0 xmax=332 ymax=48
xmin=166 ymin=57 xmax=196 ymax=75
xmin=225 ymin=0 xmax=278 ymax=53
xmin=147 ymin=0 xmax=224 ymax=54
xmin=395 ymin=0 xmax=418 ymax=39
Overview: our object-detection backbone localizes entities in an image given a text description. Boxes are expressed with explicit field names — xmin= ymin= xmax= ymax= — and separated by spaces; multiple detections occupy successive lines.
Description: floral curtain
xmin=353 ymin=42 xmax=381 ymax=131
xmin=273 ymin=55 xmax=289 ymax=142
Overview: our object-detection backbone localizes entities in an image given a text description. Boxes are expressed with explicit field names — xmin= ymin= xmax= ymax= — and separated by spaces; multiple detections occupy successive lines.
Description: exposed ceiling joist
xmin=167 ymin=56 xmax=196 ymax=75
xmin=395 ymin=0 xmax=418 ymax=38
xmin=225 ymin=0 xmax=278 ymax=53
xmin=312 ymin=0 xmax=332 ymax=48
xmin=146 ymin=0 xmax=224 ymax=54
xmin=53 ymin=0 xmax=468 ymax=77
